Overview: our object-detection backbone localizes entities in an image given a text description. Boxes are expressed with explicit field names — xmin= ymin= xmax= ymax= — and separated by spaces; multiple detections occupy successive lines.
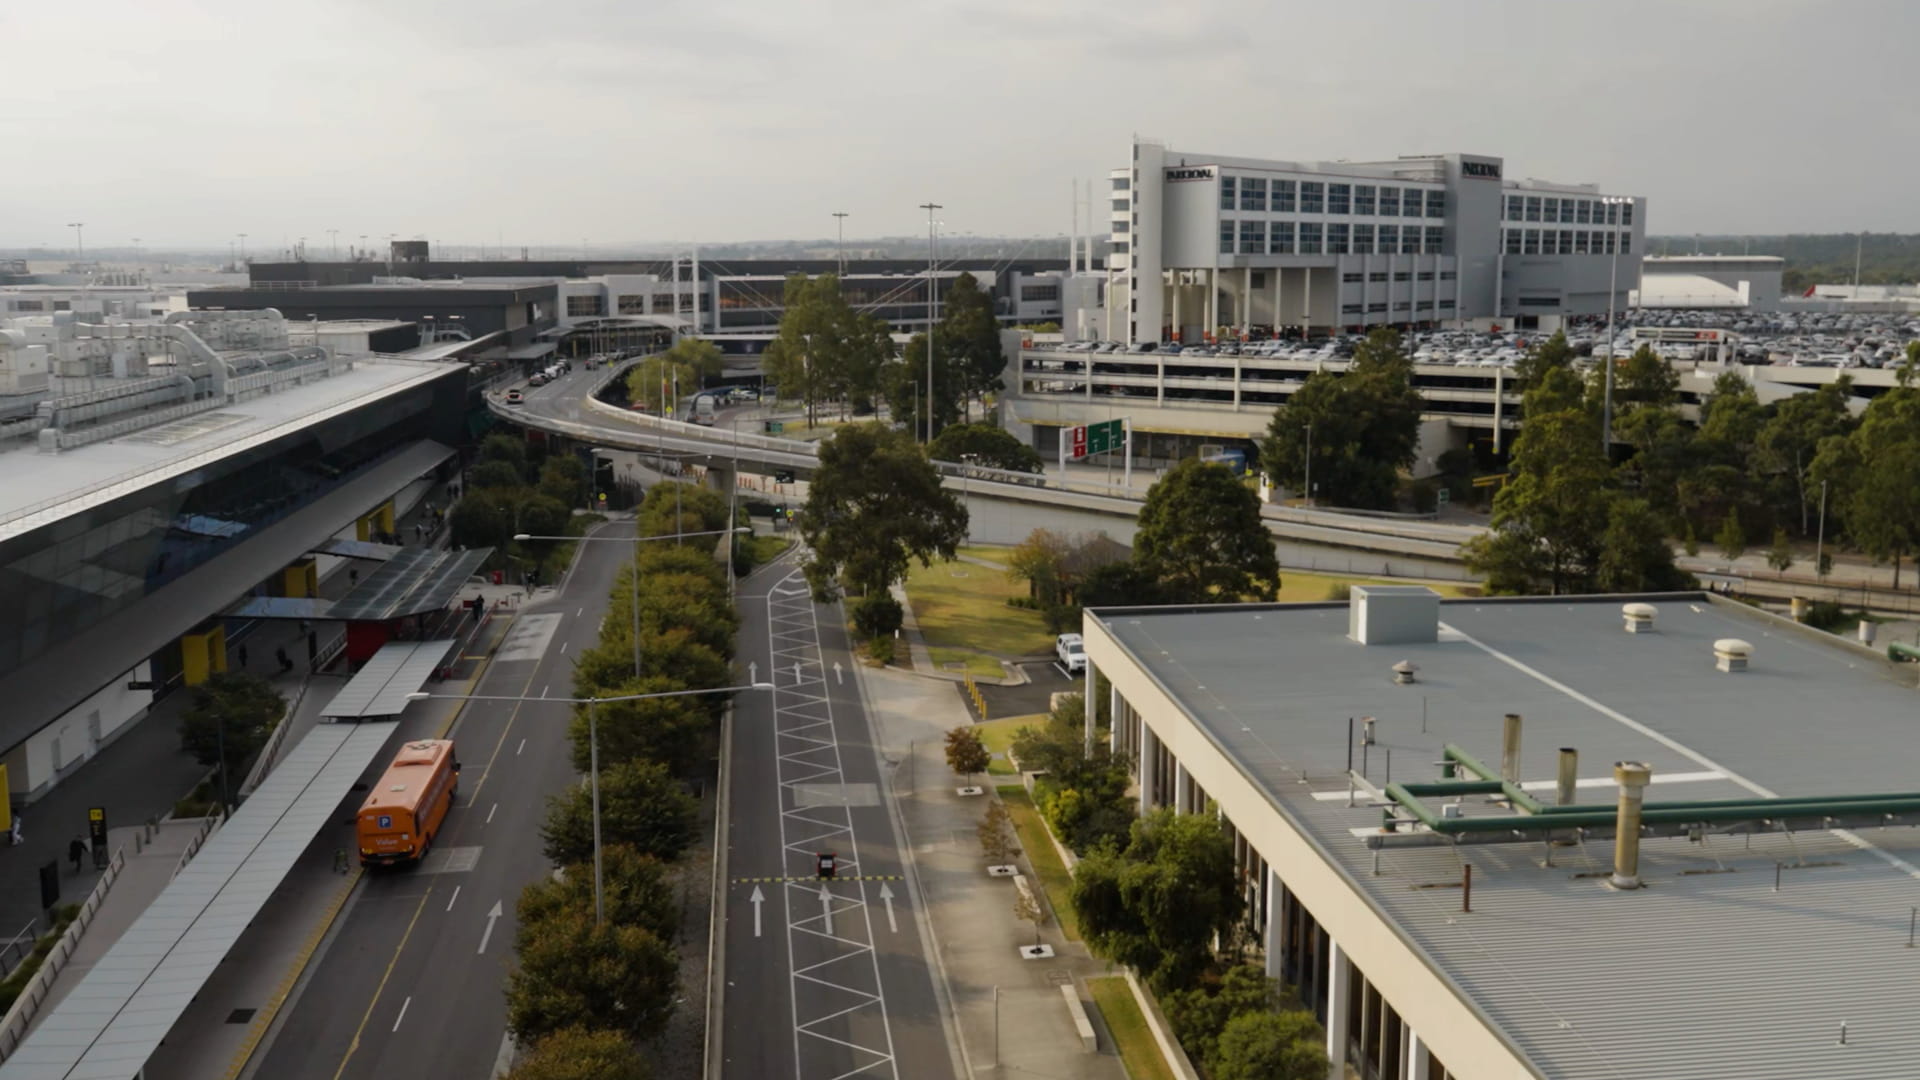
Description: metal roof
xmin=326 ymin=546 xmax=491 ymax=622
xmin=309 ymin=536 xmax=402 ymax=560
xmin=319 ymin=639 xmax=457 ymax=718
xmin=1095 ymin=595 xmax=1920 ymax=1080
xmin=0 ymin=721 xmax=395 ymax=1080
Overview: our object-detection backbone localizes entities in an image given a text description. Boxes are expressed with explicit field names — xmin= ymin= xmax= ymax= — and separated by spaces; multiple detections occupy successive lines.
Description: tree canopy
xmin=506 ymin=1027 xmax=652 ymax=1080
xmin=506 ymin=909 xmax=678 ymax=1044
xmin=1134 ymin=458 xmax=1279 ymax=602
xmin=927 ymin=423 xmax=1042 ymax=473
xmin=1260 ymin=329 xmax=1424 ymax=509
xmin=178 ymin=674 xmax=286 ymax=789
xmin=1070 ymin=808 xmax=1243 ymax=991
xmin=799 ymin=422 xmax=967 ymax=599
xmin=541 ymin=759 xmax=698 ymax=865
xmin=762 ymin=273 xmax=894 ymax=426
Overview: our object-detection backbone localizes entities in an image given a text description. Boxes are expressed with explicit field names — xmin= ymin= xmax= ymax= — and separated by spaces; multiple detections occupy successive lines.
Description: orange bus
xmin=356 ymin=739 xmax=460 ymax=867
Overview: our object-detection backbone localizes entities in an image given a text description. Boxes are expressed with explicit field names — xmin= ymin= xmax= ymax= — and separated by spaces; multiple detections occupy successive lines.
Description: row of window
xmin=1223 ymin=177 xmax=1445 ymax=218
xmin=1221 ymin=220 xmax=1446 ymax=256
xmin=1505 ymin=194 xmax=1634 ymax=227
xmin=1340 ymin=300 xmax=1457 ymax=314
xmin=1502 ymin=228 xmax=1632 ymax=256
xmin=1342 ymin=271 xmax=1443 ymax=283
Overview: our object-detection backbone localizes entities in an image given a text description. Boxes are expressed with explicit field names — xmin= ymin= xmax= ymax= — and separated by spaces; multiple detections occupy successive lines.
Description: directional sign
xmin=1086 ymin=418 xmax=1124 ymax=457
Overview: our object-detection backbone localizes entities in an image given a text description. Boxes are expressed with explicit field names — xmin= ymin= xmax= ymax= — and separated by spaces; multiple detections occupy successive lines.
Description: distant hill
xmin=1650 ymin=233 xmax=1920 ymax=291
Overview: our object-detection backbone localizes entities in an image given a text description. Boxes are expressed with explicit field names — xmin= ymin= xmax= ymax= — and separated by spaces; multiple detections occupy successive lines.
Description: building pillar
xmin=1264 ymin=865 xmax=1284 ymax=979
xmin=1326 ymin=938 xmax=1350 ymax=1079
xmin=1109 ymin=681 xmax=1121 ymax=755
xmin=1139 ymin=723 xmax=1159 ymax=814
xmin=1083 ymin=659 xmax=1097 ymax=756
xmin=1173 ymin=762 xmax=1192 ymax=815
xmin=1303 ymin=267 xmax=1313 ymax=339
xmin=283 ymin=557 xmax=318 ymax=599
xmin=1171 ymin=282 xmax=1181 ymax=342
xmin=1407 ymin=1029 xmax=1431 ymax=1080
xmin=1242 ymin=266 xmax=1252 ymax=339
xmin=180 ymin=623 xmax=228 ymax=687
xmin=1206 ymin=267 xmax=1218 ymax=341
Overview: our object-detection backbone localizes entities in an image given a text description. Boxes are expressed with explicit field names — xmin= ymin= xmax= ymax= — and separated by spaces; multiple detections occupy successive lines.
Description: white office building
xmin=1111 ymin=140 xmax=1645 ymax=344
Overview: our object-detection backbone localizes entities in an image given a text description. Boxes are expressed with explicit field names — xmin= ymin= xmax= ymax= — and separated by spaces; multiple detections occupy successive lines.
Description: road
xmin=721 ymin=549 xmax=960 ymax=1080
xmin=249 ymin=522 xmax=630 ymax=1080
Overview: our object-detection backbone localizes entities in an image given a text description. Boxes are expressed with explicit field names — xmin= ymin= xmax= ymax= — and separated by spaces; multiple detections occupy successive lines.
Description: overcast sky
xmin=4 ymin=0 xmax=1915 ymax=252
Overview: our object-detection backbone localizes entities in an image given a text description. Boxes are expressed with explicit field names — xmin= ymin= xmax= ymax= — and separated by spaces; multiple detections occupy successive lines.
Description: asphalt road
xmin=721 ymin=551 xmax=960 ymax=1080
xmin=249 ymin=521 xmax=630 ymax=1080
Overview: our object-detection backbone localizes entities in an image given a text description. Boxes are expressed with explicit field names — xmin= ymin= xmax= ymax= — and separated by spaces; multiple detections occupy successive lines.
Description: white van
xmin=1055 ymin=633 xmax=1086 ymax=674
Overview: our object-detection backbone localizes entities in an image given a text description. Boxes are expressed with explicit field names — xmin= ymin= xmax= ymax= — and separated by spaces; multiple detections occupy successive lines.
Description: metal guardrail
xmin=0 ymin=922 xmax=37 ymax=981
xmin=170 ymin=814 xmax=223 ymax=881
xmin=0 ymin=847 xmax=127 ymax=1063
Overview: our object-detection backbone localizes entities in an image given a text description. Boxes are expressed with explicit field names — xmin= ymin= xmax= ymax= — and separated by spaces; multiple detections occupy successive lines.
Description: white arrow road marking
xmin=834 ymin=661 xmax=843 ymax=685
xmin=879 ymin=883 xmax=898 ymax=933
xmin=478 ymin=900 xmax=503 ymax=955
xmin=820 ymin=884 xmax=833 ymax=936
xmin=750 ymin=884 xmax=765 ymax=938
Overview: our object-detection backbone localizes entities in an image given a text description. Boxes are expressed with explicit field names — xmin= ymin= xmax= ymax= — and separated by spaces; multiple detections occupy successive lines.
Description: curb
xmin=703 ymin=704 xmax=734 ymax=1080
xmin=230 ymin=868 xmax=362 ymax=1080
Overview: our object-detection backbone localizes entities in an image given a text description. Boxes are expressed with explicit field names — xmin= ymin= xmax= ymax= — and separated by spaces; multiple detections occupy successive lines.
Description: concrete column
xmin=1242 ymin=267 xmax=1252 ymax=339
xmin=1303 ymin=267 xmax=1313 ymax=339
xmin=1272 ymin=266 xmax=1282 ymax=335
xmin=1173 ymin=762 xmax=1192 ymax=815
xmin=1083 ymin=659 xmax=1097 ymax=756
xmin=1139 ymin=724 xmax=1159 ymax=814
xmin=1109 ymin=682 xmax=1121 ymax=754
xmin=1206 ymin=267 xmax=1218 ymax=340
xmin=1325 ymin=938 xmax=1350 ymax=1079
xmin=1264 ymin=865 xmax=1284 ymax=979
xmin=1407 ymin=1029 xmax=1431 ymax=1080
xmin=1171 ymin=282 xmax=1182 ymax=342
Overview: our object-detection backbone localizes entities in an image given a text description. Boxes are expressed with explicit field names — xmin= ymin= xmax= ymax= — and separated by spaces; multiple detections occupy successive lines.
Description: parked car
xmin=1056 ymin=633 xmax=1087 ymax=673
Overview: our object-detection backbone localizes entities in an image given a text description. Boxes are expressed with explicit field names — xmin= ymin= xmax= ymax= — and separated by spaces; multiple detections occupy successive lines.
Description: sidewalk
xmin=857 ymin=664 xmax=1127 ymax=1080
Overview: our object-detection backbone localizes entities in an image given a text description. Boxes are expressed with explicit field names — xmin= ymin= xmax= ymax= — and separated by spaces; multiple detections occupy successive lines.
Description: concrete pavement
xmin=858 ymin=665 xmax=1128 ymax=1080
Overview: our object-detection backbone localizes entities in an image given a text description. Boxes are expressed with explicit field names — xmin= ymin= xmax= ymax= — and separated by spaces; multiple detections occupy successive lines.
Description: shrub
xmin=864 ymin=636 xmax=896 ymax=665
xmin=851 ymin=593 xmax=904 ymax=639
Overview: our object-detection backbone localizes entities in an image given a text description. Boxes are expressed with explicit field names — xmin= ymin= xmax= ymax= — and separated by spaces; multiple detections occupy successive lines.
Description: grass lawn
xmin=1087 ymin=976 xmax=1175 ymax=1080
xmin=1275 ymin=569 xmax=1474 ymax=603
xmin=926 ymin=647 xmax=1004 ymax=681
xmin=955 ymin=544 xmax=1013 ymax=567
xmin=740 ymin=533 xmax=792 ymax=568
xmin=974 ymin=713 xmax=1047 ymax=775
xmin=996 ymin=785 xmax=1080 ymax=941
xmin=904 ymin=559 xmax=1054 ymax=657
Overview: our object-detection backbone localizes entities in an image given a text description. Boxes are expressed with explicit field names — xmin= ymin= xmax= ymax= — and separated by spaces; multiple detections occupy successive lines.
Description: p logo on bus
xmin=378 ymin=815 xmax=393 ymax=829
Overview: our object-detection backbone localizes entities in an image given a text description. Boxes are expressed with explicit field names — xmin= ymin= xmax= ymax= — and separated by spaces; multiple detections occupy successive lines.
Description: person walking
xmin=9 ymin=814 xmax=21 ymax=847
xmin=238 ymin=644 xmax=249 ymax=669
xmin=276 ymin=647 xmax=292 ymax=674
xmin=68 ymin=836 xmax=87 ymax=874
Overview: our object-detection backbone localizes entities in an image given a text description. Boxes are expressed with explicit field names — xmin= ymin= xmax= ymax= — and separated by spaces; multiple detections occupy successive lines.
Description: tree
xmin=800 ymin=423 xmax=967 ymax=599
xmin=1008 ymin=528 xmax=1073 ymax=607
xmin=538 ymin=456 xmax=590 ymax=509
xmin=639 ymin=481 xmax=731 ymax=536
xmin=1813 ymin=385 xmax=1920 ymax=588
xmin=1512 ymin=329 xmax=1576 ymax=387
xmin=1012 ymin=884 xmax=1045 ymax=947
xmin=506 ymin=908 xmax=678 ymax=1043
xmin=178 ymin=674 xmax=286 ymax=788
xmin=1134 ymin=458 xmax=1279 ymax=602
xmin=1616 ymin=345 xmax=1680 ymax=407
xmin=945 ymin=726 xmax=990 ymax=782
xmin=937 ymin=272 xmax=1007 ymax=419
xmin=1698 ymin=371 xmax=1764 ymax=455
xmin=479 ymin=433 xmax=530 ymax=476
xmin=506 ymin=1026 xmax=652 ymax=1080
xmin=1462 ymin=405 xmax=1611 ymax=595
xmin=450 ymin=489 xmax=518 ymax=551
xmin=517 ymin=844 xmax=679 ymax=944
xmin=1208 ymin=1009 xmax=1327 ymax=1080
xmin=762 ymin=273 xmax=886 ymax=428
xmin=661 ymin=335 xmax=724 ymax=378
xmin=1612 ymin=403 xmax=1697 ymax=526
xmin=1259 ymin=329 xmax=1424 ymax=509
xmin=1069 ymin=809 xmax=1242 ymax=991
xmin=1164 ymin=965 xmax=1283 ymax=1068
xmin=567 ymin=676 xmax=711 ymax=777
xmin=881 ymin=333 xmax=966 ymax=440
xmin=1755 ymin=378 xmax=1855 ymax=535
xmin=1766 ymin=527 xmax=1794 ymax=574
xmin=472 ymin=460 xmax=526 ymax=491
xmin=978 ymin=801 xmax=1017 ymax=864
xmin=541 ymin=759 xmax=698 ymax=865
xmin=1074 ymin=560 xmax=1168 ymax=607
xmin=928 ymin=423 xmax=1042 ymax=473
xmin=1596 ymin=497 xmax=1693 ymax=593
xmin=1715 ymin=507 xmax=1747 ymax=561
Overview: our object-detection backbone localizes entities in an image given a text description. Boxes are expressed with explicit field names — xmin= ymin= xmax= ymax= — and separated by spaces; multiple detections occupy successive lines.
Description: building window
xmin=1342 ymin=303 xmax=1363 ymax=315
xmin=1576 ymin=200 xmax=1592 ymax=225
xmin=1425 ymin=191 xmax=1445 ymax=218
xmin=1506 ymin=196 xmax=1524 ymax=222
xmin=1240 ymin=219 xmax=1266 ymax=253
xmin=1573 ymin=230 xmax=1588 ymax=254
xmin=1417 ymin=271 xmax=1435 ymax=281
xmin=1505 ymin=229 xmax=1522 ymax=254
xmin=1440 ymin=271 xmax=1456 ymax=280
xmin=1354 ymin=185 xmax=1376 ymax=215
xmin=1241 ymin=177 xmax=1267 ymax=212
xmin=1021 ymin=284 xmax=1061 ymax=302
xmin=1270 ymin=221 xmax=1295 ymax=254
xmin=1543 ymin=198 xmax=1559 ymax=223
xmin=1113 ymin=219 xmax=1130 ymax=233
xmin=1559 ymin=230 xmax=1575 ymax=255
xmin=1110 ymin=240 xmax=1129 ymax=253
xmin=1526 ymin=196 xmax=1542 ymax=222
xmin=1604 ymin=203 xmax=1619 ymax=226
xmin=1342 ymin=272 xmax=1364 ymax=284
xmin=1221 ymin=176 xmax=1237 ymax=212
xmin=617 ymin=294 xmax=647 ymax=314
xmin=1220 ymin=220 xmax=1236 ymax=254
xmin=1440 ymin=299 xmax=1457 ymax=309
xmin=1328 ymin=223 xmax=1350 ymax=254
xmin=1603 ymin=230 xmax=1616 ymax=254
xmin=1298 ymin=222 xmax=1322 ymax=254
xmin=1621 ymin=232 xmax=1632 ymax=253
xmin=1523 ymin=229 xmax=1540 ymax=255
xmin=1405 ymin=191 xmax=1426 ymax=218
xmin=1394 ymin=271 xmax=1412 ymax=282
xmin=1300 ymin=181 xmax=1324 ymax=214
xmin=1393 ymin=301 xmax=1409 ymax=311
xmin=11 ymin=300 xmax=43 ymax=312
xmin=1401 ymin=228 xmax=1419 ymax=255
xmin=1559 ymin=200 xmax=1575 ymax=224
xmin=1112 ymin=177 xmax=1129 ymax=190
xmin=1425 ymin=226 xmax=1443 ymax=251
xmin=1328 ymin=183 xmax=1351 ymax=214
xmin=1274 ymin=180 xmax=1297 ymax=213
xmin=1378 ymin=187 xmax=1399 ymax=217
xmin=1622 ymin=202 xmax=1634 ymax=226
xmin=1378 ymin=225 xmax=1398 ymax=251
xmin=1368 ymin=272 xmax=1388 ymax=283
xmin=1353 ymin=224 xmax=1374 ymax=254
xmin=1368 ymin=302 xmax=1387 ymax=313
xmin=567 ymin=294 xmax=605 ymax=317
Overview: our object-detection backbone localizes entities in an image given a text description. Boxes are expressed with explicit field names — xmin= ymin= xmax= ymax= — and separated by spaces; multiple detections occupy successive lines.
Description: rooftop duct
xmin=1622 ymin=602 xmax=1657 ymax=633
xmin=1348 ymin=585 xmax=1439 ymax=646
xmin=1714 ymin=638 xmax=1753 ymax=673
xmin=1609 ymin=761 xmax=1653 ymax=890
xmin=1391 ymin=660 xmax=1418 ymax=684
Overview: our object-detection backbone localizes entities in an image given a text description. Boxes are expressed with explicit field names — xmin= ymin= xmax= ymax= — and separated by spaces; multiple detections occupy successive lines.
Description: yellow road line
xmin=224 ymin=869 xmax=362 ymax=1080
xmin=329 ymin=883 xmax=436 ymax=1080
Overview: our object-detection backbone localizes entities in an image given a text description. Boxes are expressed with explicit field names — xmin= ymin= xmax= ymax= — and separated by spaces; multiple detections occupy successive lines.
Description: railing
xmin=0 ymin=848 xmax=127 ymax=1063
xmin=239 ymin=691 xmax=305 ymax=799
xmin=170 ymin=813 xmax=223 ymax=881
xmin=0 ymin=922 xmax=37 ymax=981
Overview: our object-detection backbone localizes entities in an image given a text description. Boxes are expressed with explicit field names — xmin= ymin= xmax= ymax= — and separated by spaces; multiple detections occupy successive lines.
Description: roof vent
xmin=1713 ymin=638 xmax=1753 ymax=673
xmin=1349 ymin=586 xmax=1439 ymax=645
xmin=1622 ymin=602 xmax=1657 ymax=634
xmin=1392 ymin=660 xmax=1418 ymax=685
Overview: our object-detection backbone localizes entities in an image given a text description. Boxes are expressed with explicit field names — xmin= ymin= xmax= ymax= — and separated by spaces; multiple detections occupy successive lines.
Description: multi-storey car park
xmin=1080 ymin=587 xmax=1920 ymax=1080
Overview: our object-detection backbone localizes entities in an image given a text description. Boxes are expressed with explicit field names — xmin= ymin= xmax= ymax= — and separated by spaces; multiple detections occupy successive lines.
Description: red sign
xmin=1069 ymin=425 xmax=1087 ymax=460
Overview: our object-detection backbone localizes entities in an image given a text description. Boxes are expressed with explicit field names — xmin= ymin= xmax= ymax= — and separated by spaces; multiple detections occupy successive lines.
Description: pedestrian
xmin=238 ymin=644 xmax=249 ymax=669
xmin=69 ymin=836 xmax=86 ymax=873
xmin=276 ymin=647 xmax=292 ymax=674
xmin=349 ymin=568 xmax=360 ymax=586
xmin=9 ymin=814 xmax=21 ymax=847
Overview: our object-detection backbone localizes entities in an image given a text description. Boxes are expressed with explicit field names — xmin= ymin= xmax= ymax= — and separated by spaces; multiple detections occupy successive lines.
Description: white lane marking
xmin=516 ymin=738 xmax=526 ymax=756
xmin=487 ymin=802 xmax=498 ymax=823
xmin=560 ymin=640 xmax=569 ymax=654
xmin=392 ymin=996 xmax=412 ymax=1032
xmin=541 ymin=685 xmax=549 ymax=698
xmin=491 ymin=1033 xmax=517 ymax=1079
xmin=750 ymin=884 xmax=765 ymax=937
xmin=577 ymin=607 xmax=584 ymax=617
xmin=478 ymin=900 xmax=504 ymax=954
xmin=446 ymin=885 xmax=461 ymax=912
xmin=879 ymin=882 xmax=898 ymax=933
xmin=1310 ymin=770 xmax=1730 ymax=801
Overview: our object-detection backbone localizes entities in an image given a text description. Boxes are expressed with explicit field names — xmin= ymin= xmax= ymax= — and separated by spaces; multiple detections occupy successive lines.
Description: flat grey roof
xmin=0 ymin=359 xmax=456 ymax=541
xmin=320 ymin=639 xmax=457 ymax=718
xmin=1096 ymin=595 xmax=1920 ymax=1080
xmin=0 ymin=721 xmax=395 ymax=1080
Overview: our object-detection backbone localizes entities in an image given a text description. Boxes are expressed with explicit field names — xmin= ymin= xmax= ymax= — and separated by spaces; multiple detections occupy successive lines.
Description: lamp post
xmin=832 ymin=212 xmax=849 ymax=277
xmin=920 ymin=202 xmax=943 ymax=443
xmin=407 ymin=678 xmax=772 ymax=924
xmin=1600 ymin=195 xmax=1632 ymax=454
xmin=514 ymin=526 xmax=751 ymax=680
xmin=66 ymin=222 xmax=84 ymax=264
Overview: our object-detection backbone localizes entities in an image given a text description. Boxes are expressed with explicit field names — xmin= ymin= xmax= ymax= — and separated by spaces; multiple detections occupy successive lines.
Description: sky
xmin=4 ymin=0 xmax=1917 ymax=253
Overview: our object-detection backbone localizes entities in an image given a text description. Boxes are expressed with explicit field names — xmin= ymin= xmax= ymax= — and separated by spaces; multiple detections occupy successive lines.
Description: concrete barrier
xmin=1060 ymin=984 xmax=1098 ymax=1052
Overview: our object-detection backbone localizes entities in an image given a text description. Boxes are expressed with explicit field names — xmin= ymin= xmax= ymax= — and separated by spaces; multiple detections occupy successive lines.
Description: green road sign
xmin=1086 ymin=418 xmax=1124 ymax=456
xmin=765 ymin=420 xmax=785 ymax=434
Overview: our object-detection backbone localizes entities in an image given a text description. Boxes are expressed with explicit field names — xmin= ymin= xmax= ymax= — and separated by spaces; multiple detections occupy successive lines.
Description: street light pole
xmin=920 ymin=202 xmax=943 ymax=443
xmin=1304 ymin=421 xmax=1313 ymax=508
xmin=588 ymin=697 xmax=603 ymax=925
xmin=1601 ymin=195 xmax=1628 ymax=454
xmin=66 ymin=222 xmax=84 ymax=264
xmin=832 ymin=212 xmax=848 ymax=278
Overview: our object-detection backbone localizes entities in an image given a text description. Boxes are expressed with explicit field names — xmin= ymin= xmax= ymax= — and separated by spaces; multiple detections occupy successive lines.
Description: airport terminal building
xmin=1113 ymin=141 xmax=1645 ymax=343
